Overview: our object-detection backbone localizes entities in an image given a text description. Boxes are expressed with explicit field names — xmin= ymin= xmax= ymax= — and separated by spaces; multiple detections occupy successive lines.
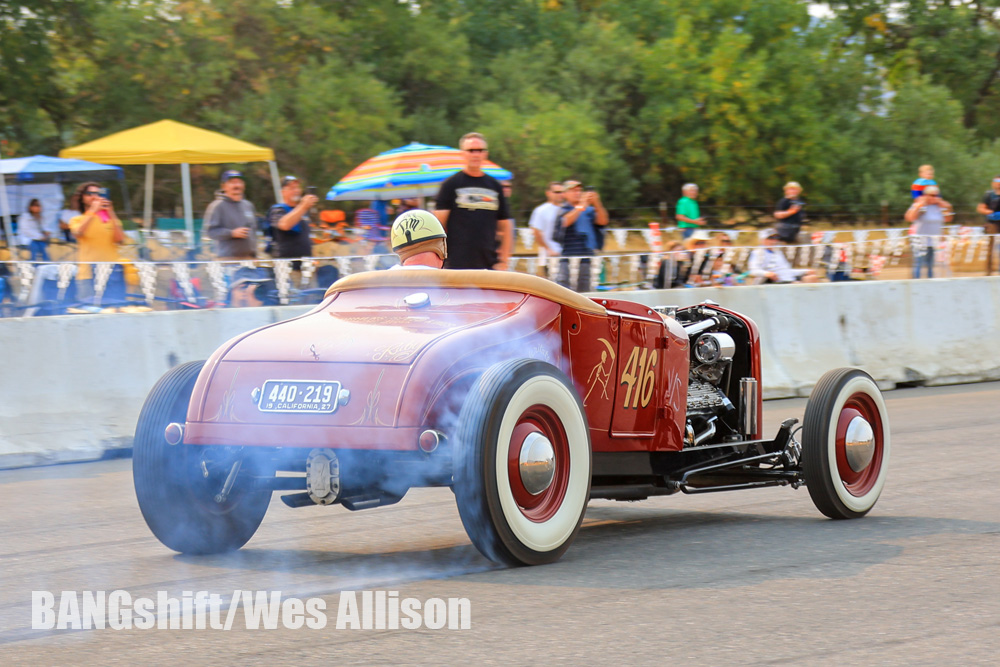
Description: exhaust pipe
xmin=740 ymin=377 xmax=758 ymax=438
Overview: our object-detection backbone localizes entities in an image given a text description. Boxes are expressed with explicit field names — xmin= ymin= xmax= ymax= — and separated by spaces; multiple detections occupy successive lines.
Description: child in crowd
xmin=911 ymin=164 xmax=937 ymax=199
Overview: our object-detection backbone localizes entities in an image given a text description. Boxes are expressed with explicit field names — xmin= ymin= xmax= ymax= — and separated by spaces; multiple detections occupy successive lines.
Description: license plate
xmin=258 ymin=380 xmax=342 ymax=414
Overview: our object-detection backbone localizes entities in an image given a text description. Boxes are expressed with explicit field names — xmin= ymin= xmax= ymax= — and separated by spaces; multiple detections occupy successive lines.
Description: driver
xmin=389 ymin=209 xmax=448 ymax=270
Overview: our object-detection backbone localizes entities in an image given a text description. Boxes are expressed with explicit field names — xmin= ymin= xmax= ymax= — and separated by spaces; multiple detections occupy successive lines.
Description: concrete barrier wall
xmin=0 ymin=305 xmax=312 ymax=469
xmin=2 ymin=278 xmax=999 ymax=469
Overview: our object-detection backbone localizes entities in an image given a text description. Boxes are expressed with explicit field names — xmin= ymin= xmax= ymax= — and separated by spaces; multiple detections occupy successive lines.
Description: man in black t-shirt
xmin=976 ymin=175 xmax=1000 ymax=275
xmin=434 ymin=132 xmax=512 ymax=270
xmin=773 ymin=181 xmax=806 ymax=244
xmin=268 ymin=175 xmax=319 ymax=264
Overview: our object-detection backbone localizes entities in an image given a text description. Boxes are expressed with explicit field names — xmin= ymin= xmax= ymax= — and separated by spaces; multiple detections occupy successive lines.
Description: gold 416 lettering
xmin=620 ymin=346 xmax=657 ymax=409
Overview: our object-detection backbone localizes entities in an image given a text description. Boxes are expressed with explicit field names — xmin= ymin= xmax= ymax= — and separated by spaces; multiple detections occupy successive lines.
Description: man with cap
xmin=205 ymin=170 xmax=259 ymax=260
xmin=556 ymin=179 xmax=608 ymax=291
xmin=390 ymin=209 xmax=447 ymax=269
xmin=676 ymin=183 xmax=705 ymax=239
xmin=773 ymin=181 xmax=806 ymax=245
xmin=905 ymin=184 xmax=953 ymax=279
xmin=747 ymin=230 xmax=818 ymax=284
xmin=975 ymin=175 xmax=1000 ymax=275
xmin=268 ymin=175 xmax=319 ymax=264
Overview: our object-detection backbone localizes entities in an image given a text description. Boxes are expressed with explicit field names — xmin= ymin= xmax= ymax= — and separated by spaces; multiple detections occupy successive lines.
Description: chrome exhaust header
xmin=739 ymin=377 xmax=758 ymax=438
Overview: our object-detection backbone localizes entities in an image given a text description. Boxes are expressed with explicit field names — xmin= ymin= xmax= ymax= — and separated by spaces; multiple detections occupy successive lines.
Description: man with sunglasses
xmin=528 ymin=182 xmax=565 ymax=265
xmin=905 ymin=185 xmax=953 ymax=279
xmin=433 ymin=132 xmax=512 ymax=270
xmin=975 ymin=175 xmax=1000 ymax=275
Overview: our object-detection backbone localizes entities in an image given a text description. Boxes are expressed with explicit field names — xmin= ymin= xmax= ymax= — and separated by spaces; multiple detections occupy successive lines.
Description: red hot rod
xmin=134 ymin=270 xmax=890 ymax=566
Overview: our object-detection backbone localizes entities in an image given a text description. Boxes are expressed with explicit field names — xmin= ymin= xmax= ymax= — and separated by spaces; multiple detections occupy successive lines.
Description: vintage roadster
xmin=134 ymin=270 xmax=890 ymax=566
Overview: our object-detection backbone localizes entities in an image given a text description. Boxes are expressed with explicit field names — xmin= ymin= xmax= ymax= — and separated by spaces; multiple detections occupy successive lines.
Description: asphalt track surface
xmin=1 ymin=382 xmax=998 ymax=665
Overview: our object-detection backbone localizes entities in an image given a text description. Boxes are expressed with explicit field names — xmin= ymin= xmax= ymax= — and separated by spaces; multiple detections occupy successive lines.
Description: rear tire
xmin=133 ymin=361 xmax=272 ymax=554
xmin=453 ymin=359 xmax=591 ymax=566
xmin=802 ymin=368 xmax=890 ymax=520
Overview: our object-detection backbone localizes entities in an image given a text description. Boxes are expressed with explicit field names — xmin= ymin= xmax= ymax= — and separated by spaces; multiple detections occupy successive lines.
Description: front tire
xmin=453 ymin=359 xmax=591 ymax=566
xmin=133 ymin=361 xmax=272 ymax=554
xmin=802 ymin=368 xmax=890 ymax=520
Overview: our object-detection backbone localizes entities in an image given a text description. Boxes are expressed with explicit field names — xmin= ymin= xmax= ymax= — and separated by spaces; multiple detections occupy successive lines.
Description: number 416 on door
xmin=620 ymin=346 xmax=657 ymax=409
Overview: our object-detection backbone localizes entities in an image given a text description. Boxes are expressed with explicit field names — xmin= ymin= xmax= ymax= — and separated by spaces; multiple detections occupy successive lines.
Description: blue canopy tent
xmin=0 ymin=154 xmax=127 ymax=251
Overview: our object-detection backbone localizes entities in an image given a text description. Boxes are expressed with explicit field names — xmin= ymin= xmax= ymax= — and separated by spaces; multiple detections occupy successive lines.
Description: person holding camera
xmin=205 ymin=170 xmax=258 ymax=261
xmin=557 ymin=180 xmax=608 ymax=292
xmin=268 ymin=175 xmax=319 ymax=263
xmin=68 ymin=181 xmax=125 ymax=296
xmin=773 ymin=181 xmax=806 ymax=244
xmin=905 ymin=185 xmax=953 ymax=279
xmin=976 ymin=175 xmax=1000 ymax=275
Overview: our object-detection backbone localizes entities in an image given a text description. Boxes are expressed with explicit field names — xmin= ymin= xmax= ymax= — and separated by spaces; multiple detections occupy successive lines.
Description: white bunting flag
xmin=273 ymin=259 xmax=292 ymax=305
xmin=94 ymin=262 xmax=114 ymax=302
xmin=206 ymin=261 xmax=228 ymax=303
xmin=517 ymin=227 xmax=535 ymax=250
xmin=137 ymin=262 xmax=159 ymax=304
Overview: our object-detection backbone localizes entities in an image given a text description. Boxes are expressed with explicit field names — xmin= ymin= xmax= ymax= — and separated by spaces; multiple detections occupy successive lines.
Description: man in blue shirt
xmin=557 ymin=180 xmax=608 ymax=291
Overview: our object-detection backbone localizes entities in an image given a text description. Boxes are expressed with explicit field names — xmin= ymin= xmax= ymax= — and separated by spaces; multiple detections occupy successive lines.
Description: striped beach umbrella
xmin=326 ymin=142 xmax=513 ymax=201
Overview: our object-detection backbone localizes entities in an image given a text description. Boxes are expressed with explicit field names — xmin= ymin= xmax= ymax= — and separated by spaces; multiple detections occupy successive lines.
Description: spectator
xmin=18 ymin=199 xmax=50 ymax=261
xmin=905 ymin=185 xmax=953 ymax=279
xmin=911 ymin=164 xmax=937 ymax=199
xmin=434 ymin=132 xmax=512 ymax=270
xmin=528 ymin=181 xmax=565 ymax=264
xmin=975 ymin=175 xmax=1000 ymax=275
xmin=68 ymin=182 xmax=125 ymax=296
xmin=389 ymin=209 xmax=447 ymax=270
xmin=398 ymin=198 xmax=420 ymax=214
xmin=268 ymin=175 xmax=319 ymax=266
xmin=747 ymin=231 xmax=818 ymax=283
xmin=57 ymin=205 xmax=77 ymax=242
xmin=355 ymin=205 xmax=390 ymax=254
xmin=686 ymin=237 xmax=711 ymax=285
xmin=654 ymin=240 xmax=692 ymax=288
xmin=205 ymin=170 xmax=258 ymax=260
xmin=675 ymin=183 xmax=705 ymax=239
xmin=706 ymin=233 xmax=739 ymax=283
xmin=773 ymin=181 xmax=806 ymax=244
xmin=557 ymin=180 xmax=609 ymax=292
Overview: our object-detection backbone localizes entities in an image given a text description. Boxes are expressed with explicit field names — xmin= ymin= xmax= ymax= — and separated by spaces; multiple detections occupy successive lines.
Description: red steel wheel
xmin=802 ymin=368 xmax=891 ymax=520
xmin=454 ymin=359 xmax=591 ymax=566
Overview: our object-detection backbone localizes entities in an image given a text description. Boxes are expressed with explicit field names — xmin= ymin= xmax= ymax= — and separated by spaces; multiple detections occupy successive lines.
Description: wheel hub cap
xmin=519 ymin=432 xmax=556 ymax=495
xmin=844 ymin=415 xmax=875 ymax=472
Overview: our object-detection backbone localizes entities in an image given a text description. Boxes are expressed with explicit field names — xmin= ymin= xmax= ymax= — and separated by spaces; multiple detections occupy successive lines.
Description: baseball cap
xmin=682 ymin=183 xmax=699 ymax=191
xmin=563 ymin=180 xmax=582 ymax=190
xmin=280 ymin=175 xmax=300 ymax=187
xmin=221 ymin=170 xmax=244 ymax=183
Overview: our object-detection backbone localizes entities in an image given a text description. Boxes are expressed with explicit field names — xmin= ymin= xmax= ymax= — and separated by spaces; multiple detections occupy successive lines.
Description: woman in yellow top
xmin=69 ymin=182 xmax=125 ymax=296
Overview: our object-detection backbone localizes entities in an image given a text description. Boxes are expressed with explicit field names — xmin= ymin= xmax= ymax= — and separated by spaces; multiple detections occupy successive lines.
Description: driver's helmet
xmin=390 ymin=209 xmax=447 ymax=262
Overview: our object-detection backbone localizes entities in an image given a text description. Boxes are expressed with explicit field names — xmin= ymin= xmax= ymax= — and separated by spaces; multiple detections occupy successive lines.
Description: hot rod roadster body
xmin=134 ymin=270 xmax=890 ymax=566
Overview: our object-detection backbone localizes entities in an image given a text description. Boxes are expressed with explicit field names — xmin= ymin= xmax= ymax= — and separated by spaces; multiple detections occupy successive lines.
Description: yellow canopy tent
xmin=60 ymin=120 xmax=280 ymax=246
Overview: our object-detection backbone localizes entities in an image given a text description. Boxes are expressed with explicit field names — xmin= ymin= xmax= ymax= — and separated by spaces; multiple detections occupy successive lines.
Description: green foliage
xmin=3 ymin=0 xmax=1000 ymax=218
